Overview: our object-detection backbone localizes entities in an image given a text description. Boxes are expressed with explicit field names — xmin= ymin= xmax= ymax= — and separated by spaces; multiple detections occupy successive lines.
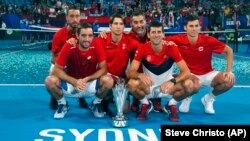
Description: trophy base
xmin=112 ymin=116 xmax=128 ymax=127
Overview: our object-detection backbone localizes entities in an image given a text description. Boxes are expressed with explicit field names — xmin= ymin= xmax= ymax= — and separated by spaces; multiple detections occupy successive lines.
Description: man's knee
xmin=213 ymin=72 xmax=235 ymax=90
xmin=99 ymin=75 xmax=114 ymax=89
xmin=45 ymin=75 xmax=58 ymax=89
xmin=127 ymin=79 xmax=139 ymax=94
xmin=183 ymin=79 xmax=195 ymax=94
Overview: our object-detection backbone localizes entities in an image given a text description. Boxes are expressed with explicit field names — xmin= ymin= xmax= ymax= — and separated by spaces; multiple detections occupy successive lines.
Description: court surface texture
xmin=0 ymin=41 xmax=249 ymax=141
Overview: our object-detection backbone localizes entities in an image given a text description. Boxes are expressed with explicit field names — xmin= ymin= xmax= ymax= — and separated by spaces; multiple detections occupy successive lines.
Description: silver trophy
xmin=152 ymin=85 xmax=161 ymax=98
xmin=112 ymin=78 xmax=128 ymax=127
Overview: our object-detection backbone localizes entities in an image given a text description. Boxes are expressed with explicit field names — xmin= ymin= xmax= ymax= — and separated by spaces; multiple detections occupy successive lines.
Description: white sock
xmin=206 ymin=93 xmax=215 ymax=100
xmin=57 ymin=97 xmax=66 ymax=105
xmin=139 ymin=97 xmax=149 ymax=105
xmin=93 ymin=97 xmax=102 ymax=104
xmin=168 ymin=98 xmax=177 ymax=106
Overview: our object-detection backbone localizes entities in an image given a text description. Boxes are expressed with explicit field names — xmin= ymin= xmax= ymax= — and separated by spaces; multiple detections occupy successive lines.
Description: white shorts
xmin=49 ymin=64 xmax=54 ymax=74
xmin=60 ymin=80 xmax=98 ymax=98
xmin=146 ymin=77 xmax=174 ymax=99
xmin=194 ymin=70 xmax=219 ymax=87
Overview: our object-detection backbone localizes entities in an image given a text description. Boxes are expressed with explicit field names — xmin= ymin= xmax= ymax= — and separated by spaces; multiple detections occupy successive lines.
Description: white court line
xmin=0 ymin=84 xmax=249 ymax=88
xmin=233 ymin=54 xmax=250 ymax=59
xmin=0 ymin=50 xmax=25 ymax=58
xmin=0 ymin=44 xmax=47 ymax=58
xmin=0 ymin=84 xmax=44 ymax=86
xmin=213 ymin=55 xmax=250 ymax=60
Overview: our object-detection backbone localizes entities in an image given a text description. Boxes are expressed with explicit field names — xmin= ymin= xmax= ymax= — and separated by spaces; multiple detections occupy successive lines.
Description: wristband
xmin=169 ymin=78 xmax=176 ymax=85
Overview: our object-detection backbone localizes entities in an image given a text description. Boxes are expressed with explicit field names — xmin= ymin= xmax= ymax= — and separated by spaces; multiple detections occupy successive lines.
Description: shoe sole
xmin=89 ymin=105 xmax=106 ymax=118
xmin=54 ymin=108 xmax=69 ymax=119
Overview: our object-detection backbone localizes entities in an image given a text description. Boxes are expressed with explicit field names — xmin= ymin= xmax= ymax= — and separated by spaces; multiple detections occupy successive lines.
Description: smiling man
xmin=45 ymin=23 xmax=111 ymax=119
xmin=165 ymin=14 xmax=235 ymax=114
xmin=48 ymin=5 xmax=88 ymax=110
xmin=127 ymin=21 xmax=193 ymax=122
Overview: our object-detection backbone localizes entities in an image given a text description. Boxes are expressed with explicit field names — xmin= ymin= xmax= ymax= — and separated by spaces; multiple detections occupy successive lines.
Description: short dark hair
xmin=130 ymin=10 xmax=145 ymax=19
xmin=109 ymin=13 xmax=125 ymax=25
xmin=148 ymin=21 xmax=164 ymax=32
xmin=66 ymin=5 xmax=80 ymax=15
xmin=184 ymin=14 xmax=199 ymax=25
xmin=77 ymin=22 xmax=93 ymax=35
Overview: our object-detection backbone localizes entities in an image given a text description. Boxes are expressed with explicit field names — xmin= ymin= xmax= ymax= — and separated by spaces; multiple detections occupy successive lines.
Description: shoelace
xmin=204 ymin=96 xmax=215 ymax=104
xmin=183 ymin=99 xmax=190 ymax=106
xmin=95 ymin=104 xmax=103 ymax=113
xmin=207 ymin=98 xmax=215 ymax=103
xmin=140 ymin=104 xmax=148 ymax=114
xmin=57 ymin=104 xmax=64 ymax=113
xmin=169 ymin=105 xmax=177 ymax=115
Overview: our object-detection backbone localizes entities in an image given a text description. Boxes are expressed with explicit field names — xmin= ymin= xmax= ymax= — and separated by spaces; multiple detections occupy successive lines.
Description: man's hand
xmin=224 ymin=71 xmax=235 ymax=86
xmin=162 ymin=40 xmax=177 ymax=46
xmin=99 ymin=30 xmax=107 ymax=39
xmin=66 ymin=37 xmax=77 ymax=46
xmin=75 ymin=78 xmax=87 ymax=92
xmin=160 ymin=81 xmax=174 ymax=94
xmin=138 ymin=73 xmax=154 ymax=86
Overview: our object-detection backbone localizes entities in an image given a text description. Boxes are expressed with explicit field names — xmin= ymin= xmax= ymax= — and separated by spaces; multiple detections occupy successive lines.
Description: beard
xmin=135 ymin=28 xmax=145 ymax=36
xmin=69 ymin=22 xmax=79 ymax=29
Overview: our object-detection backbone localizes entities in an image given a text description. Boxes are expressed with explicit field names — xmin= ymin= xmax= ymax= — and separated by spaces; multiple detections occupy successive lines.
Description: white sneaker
xmin=201 ymin=94 xmax=215 ymax=114
xmin=179 ymin=97 xmax=192 ymax=113
xmin=90 ymin=101 xmax=105 ymax=118
xmin=54 ymin=103 xmax=69 ymax=119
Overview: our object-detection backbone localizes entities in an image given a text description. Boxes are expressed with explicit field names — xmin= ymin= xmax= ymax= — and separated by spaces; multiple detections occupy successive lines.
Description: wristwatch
xmin=169 ymin=78 xmax=177 ymax=85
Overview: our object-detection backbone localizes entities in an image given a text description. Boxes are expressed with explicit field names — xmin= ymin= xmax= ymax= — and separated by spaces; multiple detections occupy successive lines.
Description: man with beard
xmin=99 ymin=10 xmax=164 ymax=113
xmin=48 ymin=5 xmax=88 ymax=110
xmin=45 ymin=23 xmax=110 ymax=119
xmin=127 ymin=10 xmax=163 ymax=113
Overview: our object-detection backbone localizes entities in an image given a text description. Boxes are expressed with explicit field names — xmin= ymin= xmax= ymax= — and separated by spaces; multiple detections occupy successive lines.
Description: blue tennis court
xmin=0 ymin=41 xmax=250 ymax=141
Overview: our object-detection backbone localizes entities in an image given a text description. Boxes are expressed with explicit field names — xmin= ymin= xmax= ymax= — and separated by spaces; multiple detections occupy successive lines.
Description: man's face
xmin=110 ymin=17 xmax=125 ymax=36
xmin=184 ymin=20 xmax=200 ymax=37
xmin=131 ymin=15 xmax=146 ymax=37
xmin=148 ymin=26 xmax=164 ymax=46
xmin=78 ymin=28 xmax=94 ymax=49
xmin=66 ymin=9 xmax=80 ymax=29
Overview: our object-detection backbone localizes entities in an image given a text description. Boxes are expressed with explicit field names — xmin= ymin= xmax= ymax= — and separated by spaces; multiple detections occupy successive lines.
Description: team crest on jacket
xmin=87 ymin=56 xmax=92 ymax=60
xmin=163 ymin=55 xmax=168 ymax=59
xmin=146 ymin=55 xmax=151 ymax=62
xmin=198 ymin=46 xmax=204 ymax=51
xmin=122 ymin=44 xmax=126 ymax=49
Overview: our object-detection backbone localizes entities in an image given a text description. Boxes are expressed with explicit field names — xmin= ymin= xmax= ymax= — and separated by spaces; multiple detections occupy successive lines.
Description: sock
xmin=206 ymin=93 xmax=215 ymax=100
xmin=168 ymin=98 xmax=177 ymax=106
xmin=93 ymin=97 xmax=102 ymax=104
xmin=57 ymin=97 xmax=66 ymax=105
xmin=139 ymin=97 xmax=149 ymax=105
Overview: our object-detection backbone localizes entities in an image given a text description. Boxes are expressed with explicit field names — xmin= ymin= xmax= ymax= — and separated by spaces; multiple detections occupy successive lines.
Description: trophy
xmin=152 ymin=85 xmax=161 ymax=98
xmin=112 ymin=78 xmax=128 ymax=127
